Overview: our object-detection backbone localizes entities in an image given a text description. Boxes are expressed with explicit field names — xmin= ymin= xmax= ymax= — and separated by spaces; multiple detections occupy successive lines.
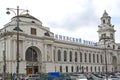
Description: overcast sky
xmin=0 ymin=0 xmax=120 ymax=43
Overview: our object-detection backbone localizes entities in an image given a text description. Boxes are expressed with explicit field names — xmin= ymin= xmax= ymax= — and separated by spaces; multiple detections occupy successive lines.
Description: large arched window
xmin=69 ymin=51 xmax=72 ymax=62
xmin=64 ymin=50 xmax=67 ymax=61
xmin=58 ymin=50 xmax=61 ymax=61
xmin=26 ymin=47 xmax=37 ymax=61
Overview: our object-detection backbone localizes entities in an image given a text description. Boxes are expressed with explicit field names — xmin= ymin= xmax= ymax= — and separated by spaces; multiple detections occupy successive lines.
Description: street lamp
xmin=3 ymin=29 xmax=7 ymax=80
xmin=6 ymin=6 xmax=28 ymax=79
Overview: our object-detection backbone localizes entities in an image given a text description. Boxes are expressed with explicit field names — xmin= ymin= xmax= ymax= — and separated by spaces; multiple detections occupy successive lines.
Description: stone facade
xmin=0 ymin=11 xmax=120 ymax=74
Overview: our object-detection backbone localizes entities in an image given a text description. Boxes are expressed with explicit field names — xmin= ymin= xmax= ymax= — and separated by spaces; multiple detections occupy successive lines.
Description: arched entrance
xmin=25 ymin=46 xmax=41 ymax=74
xmin=112 ymin=56 xmax=117 ymax=72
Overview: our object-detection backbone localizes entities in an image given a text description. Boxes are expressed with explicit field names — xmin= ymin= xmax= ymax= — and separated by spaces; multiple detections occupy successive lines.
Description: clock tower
xmin=97 ymin=10 xmax=116 ymax=48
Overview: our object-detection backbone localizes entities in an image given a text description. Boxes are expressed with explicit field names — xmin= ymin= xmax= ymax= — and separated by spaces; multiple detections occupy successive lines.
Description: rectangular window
xmin=31 ymin=28 xmax=36 ymax=35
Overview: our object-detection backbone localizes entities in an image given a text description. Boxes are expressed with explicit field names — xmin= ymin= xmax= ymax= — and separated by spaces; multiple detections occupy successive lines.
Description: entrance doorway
xmin=26 ymin=66 xmax=38 ymax=74
xmin=25 ymin=46 xmax=41 ymax=74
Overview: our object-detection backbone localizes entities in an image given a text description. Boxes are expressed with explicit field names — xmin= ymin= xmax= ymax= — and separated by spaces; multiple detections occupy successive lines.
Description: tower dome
xmin=11 ymin=13 xmax=42 ymax=26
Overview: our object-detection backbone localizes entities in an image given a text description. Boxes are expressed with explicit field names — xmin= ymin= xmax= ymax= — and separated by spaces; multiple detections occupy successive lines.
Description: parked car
xmin=70 ymin=73 xmax=87 ymax=80
xmin=91 ymin=74 xmax=103 ymax=80
xmin=25 ymin=74 xmax=40 ymax=80
xmin=110 ymin=75 xmax=120 ymax=80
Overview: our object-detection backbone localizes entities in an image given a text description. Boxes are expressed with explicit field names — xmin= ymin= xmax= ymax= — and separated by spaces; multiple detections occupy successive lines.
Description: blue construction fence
xmin=40 ymin=72 xmax=74 ymax=80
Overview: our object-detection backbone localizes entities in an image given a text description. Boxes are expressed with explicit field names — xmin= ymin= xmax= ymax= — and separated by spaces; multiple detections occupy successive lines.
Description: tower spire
xmin=103 ymin=10 xmax=108 ymax=17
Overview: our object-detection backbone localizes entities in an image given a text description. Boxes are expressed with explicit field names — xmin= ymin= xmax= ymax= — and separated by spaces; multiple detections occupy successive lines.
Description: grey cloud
xmin=49 ymin=0 xmax=100 ymax=31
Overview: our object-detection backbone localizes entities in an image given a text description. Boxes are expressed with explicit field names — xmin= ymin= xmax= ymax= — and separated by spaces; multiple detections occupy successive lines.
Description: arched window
xmin=89 ymin=53 xmax=91 ymax=63
xmin=103 ymin=19 xmax=105 ymax=24
xmin=100 ymin=55 xmax=103 ymax=63
xmin=93 ymin=54 xmax=95 ymax=63
xmin=80 ymin=52 xmax=82 ymax=62
xmin=98 ymin=66 xmax=100 ymax=72
xmin=69 ymin=51 xmax=72 ymax=62
xmin=102 ymin=66 xmax=104 ymax=72
xmin=60 ymin=66 xmax=62 ymax=72
xmin=110 ymin=33 xmax=113 ymax=39
xmin=91 ymin=66 xmax=92 ymax=72
xmin=66 ymin=66 xmax=68 ymax=72
xmin=26 ymin=47 xmax=37 ymax=61
xmin=76 ymin=66 xmax=79 ymax=72
xmin=86 ymin=66 xmax=88 ymax=72
xmin=108 ymin=19 xmax=110 ymax=23
xmin=64 ymin=50 xmax=67 ymax=61
xmin=58 ymin=50 xmax=61 ymax=61
xmin=54 ymin=49 xmax=55 ymax=61
xmin=113 ymin=45 xmax=115 ymax=49
xmin=81 ymin=66 xmax=84 ymax=73
xmin=75 ymin=52 xmax=77 ymax=62
xmin=71 ymin=66 xmax=74 ymax=72
xmin=97 ymin=54 xmax=99 ymax=63
xmin=84 ymin=53 xmax=87 ymax=62
xmin=95 ymin=66 xmax=96 ymax=72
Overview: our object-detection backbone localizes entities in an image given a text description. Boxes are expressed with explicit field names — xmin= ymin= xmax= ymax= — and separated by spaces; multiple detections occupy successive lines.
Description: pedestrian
xmin=13 ymin=73 xmax=17 ymax=80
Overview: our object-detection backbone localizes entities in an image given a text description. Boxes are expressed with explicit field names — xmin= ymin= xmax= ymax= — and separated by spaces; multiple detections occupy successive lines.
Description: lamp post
xmin=6 ymin=6 xmax=28 ymax=79
xmin=3 ymin=29 xmax=7 ymax=80
xmin=100 ymin=37 xmax=111 ymax=80
xmin=104 ymin=43 xmax=108 ymax=80
xmin=31 ymin=38 xmax=34 ymax=74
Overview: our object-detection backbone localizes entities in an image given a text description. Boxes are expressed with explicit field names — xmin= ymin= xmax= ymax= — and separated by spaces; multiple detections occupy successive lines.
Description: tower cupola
xmin=98 ymin=10 xmax=116 ymax=46
xmin=101 ymin=10 xmax=111 ymax=25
